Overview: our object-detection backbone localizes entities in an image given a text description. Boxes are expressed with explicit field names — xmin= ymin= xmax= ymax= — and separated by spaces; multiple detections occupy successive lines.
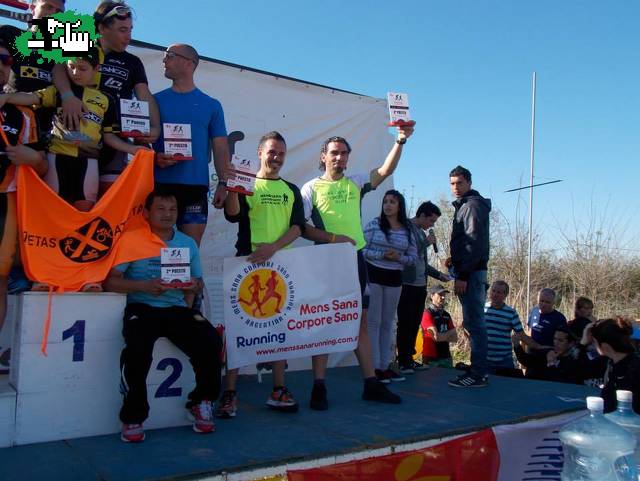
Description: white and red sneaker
xmin=187 ymin=400 xmax=215 ymax=433
xmin=121 ymin=423 xmax=145 ymax=443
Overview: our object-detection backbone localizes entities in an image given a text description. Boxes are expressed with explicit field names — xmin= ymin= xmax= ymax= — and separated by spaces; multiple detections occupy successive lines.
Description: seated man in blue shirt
xmin=527 ymin=287 xmax=567 ymax=346
xmin=105 ymin=188 xmax=222 ymax=443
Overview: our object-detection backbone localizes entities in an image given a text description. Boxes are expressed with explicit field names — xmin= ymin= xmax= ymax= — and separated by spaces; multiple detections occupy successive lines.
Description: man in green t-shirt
xmin=301 ymin=121 xmax=416 ymax=410
xmin=219 ymin=131 xmax=306 ymax=418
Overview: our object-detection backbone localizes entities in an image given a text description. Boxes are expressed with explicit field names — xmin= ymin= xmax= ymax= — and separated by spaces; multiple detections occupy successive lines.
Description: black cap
xmin=428 ymin=284 xmax=449 ymax=295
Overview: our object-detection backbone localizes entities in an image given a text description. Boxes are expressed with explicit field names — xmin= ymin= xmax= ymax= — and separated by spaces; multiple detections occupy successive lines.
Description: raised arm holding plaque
xmin=387 ymin=92 xmax=411 ymax=126
xmin=160 ymin=247 xmax=192 ymax=287
xmin=226 ymin=153 xmax=258 ymax=195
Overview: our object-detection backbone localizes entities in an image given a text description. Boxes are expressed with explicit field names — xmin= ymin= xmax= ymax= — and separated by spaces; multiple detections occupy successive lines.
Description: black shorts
xmin=45 ymin=152 xmax=98 ymax=203
xmin=156 ymin=183 xmax=209 ymax=225
xmin=98 ymin=146 xmax=129 ymax=183
xmin=357 ymin=249 xmax=370 ymax=309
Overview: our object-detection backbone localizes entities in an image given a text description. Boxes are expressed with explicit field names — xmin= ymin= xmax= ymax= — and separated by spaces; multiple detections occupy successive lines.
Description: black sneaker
xmin=455 ymin=362 xmax=472 ymax=372
xmin=215 ymin=390 xmax=237 ymax=418
xmin=411 ymin=360 xmax=429 ymax=371
xmin=309 ymin=383 xmax=329 ymax=411
xmin=448 ymin=373 xmax=488 ymax=388
xmin=362 ymin=381 xmax=402 ymax=404
xmin=398 ymin=364 xmax=415 ymax=375
xmin=384 ymin=368 xmax=406 ymax=382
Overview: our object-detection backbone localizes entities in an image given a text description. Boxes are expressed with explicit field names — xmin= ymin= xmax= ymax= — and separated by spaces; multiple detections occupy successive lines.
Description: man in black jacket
xmin=447 ymin=165 xmax=491 ymax=388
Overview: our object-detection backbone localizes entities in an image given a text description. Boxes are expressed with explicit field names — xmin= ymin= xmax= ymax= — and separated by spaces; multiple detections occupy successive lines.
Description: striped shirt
xmin=484 ymin=303 xmax=523 ymax=363
xmin=362 ymin=217 xmax=417 ymax=271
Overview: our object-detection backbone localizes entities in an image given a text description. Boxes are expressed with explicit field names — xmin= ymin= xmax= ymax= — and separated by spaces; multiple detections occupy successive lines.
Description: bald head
xmin=163 ymin=43 xmax=201 ymax=83
xmin=170 ymin=43 xmax=199 ymax=68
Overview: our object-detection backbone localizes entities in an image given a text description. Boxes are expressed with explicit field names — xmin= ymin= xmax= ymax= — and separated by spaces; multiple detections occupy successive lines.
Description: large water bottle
xmin=559 ymin=396 xmax=638 ymax=481
xmin=606 ymin=391 xmax=640 ymax=479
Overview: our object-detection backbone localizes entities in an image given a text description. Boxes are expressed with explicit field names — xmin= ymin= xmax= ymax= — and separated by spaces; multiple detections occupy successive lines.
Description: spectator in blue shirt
xmin=527 ymin=288 xmax=567 ymax=346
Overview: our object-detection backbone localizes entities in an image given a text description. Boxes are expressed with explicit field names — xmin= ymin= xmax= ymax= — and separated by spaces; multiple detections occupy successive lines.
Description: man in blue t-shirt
xmin=527 ymin=287 xmax=567 ymax=347
xmin=104 ymin=188 xmax=222 ymax=443
xmin=153 ymin=43 xmax=230 ymax=246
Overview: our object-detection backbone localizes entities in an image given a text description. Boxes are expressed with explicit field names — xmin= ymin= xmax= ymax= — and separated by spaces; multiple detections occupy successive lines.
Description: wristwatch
xmin=396 ymin=138 xmax=407 ymax=145
xmin=217 ymin=180 xmax=228 ymax=186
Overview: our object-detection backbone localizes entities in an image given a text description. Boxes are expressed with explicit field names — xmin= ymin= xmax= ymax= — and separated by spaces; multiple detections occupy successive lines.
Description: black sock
xmin=314 ymin=379 xmax=325 ymax=386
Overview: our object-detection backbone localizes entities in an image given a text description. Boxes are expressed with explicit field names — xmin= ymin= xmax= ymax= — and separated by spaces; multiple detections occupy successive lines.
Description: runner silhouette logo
xmin=59 ymin=217 xmax=114 ymax=263
xmin=238 ymin=269 xmax=287 ymax=319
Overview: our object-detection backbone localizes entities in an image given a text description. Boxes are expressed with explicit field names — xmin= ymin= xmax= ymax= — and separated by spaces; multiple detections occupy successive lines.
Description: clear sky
xmin=8 ymin=0 xmax=640 ymax=255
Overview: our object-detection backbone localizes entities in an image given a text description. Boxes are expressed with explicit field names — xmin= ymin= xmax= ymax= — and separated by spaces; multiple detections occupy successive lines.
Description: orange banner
xmin=17 ymin=149 xmax=164 ymax=291
xmin=287 ymin=430 xmax=499 ymax=481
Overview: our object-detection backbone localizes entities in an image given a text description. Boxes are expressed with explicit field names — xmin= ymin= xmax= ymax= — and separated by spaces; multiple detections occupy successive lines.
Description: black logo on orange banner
xmin=59 ymin=217 xmax=114 ymax=263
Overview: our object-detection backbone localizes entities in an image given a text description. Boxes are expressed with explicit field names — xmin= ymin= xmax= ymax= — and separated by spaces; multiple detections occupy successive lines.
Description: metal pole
xmin=526 ymin=72 xmax=537 ymax=317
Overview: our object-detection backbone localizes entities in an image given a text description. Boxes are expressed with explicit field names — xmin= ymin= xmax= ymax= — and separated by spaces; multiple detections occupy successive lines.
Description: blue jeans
xmin=458 ymin=270 xmax=488 ymax=377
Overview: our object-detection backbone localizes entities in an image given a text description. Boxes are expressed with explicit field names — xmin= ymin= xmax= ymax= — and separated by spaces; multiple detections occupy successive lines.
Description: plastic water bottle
xmin=559 ymin=396 xmax=638 ymax=480
xmin=606 ymin=391 xmax=640 ymax=480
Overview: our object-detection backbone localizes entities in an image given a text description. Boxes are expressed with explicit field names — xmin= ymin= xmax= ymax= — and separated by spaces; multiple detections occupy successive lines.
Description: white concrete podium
xmin=0 ymin=295 xmax=17 ymax=447
xmin=2 ymin=292 xmax=202 ymax=446
xmin=0 ymin=379 xmax=14 ymax=448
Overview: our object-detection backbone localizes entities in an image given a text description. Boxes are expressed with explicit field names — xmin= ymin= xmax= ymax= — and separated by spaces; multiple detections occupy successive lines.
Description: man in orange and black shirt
xmin=0 ymin=40 xmax=47 ymax=331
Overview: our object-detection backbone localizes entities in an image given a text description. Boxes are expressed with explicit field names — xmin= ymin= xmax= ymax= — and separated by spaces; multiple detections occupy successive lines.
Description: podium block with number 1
xmin=10 ymin=293 xmax=196 ymax=445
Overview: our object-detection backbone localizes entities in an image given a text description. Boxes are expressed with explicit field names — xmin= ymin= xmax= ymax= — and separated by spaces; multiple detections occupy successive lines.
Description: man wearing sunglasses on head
xmin=0 ymin=0 xmax=65 ymax=139
xmin=0 ymin=40 xmax=47 ymax=334
xmin=54 ymin=1 xmax=160 ymax=196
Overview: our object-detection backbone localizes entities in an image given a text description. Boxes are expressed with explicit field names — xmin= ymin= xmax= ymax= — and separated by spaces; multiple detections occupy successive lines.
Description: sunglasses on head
xmin=101 ymin=4 xmax=132 ymax=22
xmin=0 ymin=54 xmax=13 ymax=67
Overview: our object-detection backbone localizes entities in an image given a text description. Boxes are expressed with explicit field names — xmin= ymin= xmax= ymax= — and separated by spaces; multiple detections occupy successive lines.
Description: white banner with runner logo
xmin=494 ymin=410 xmax=586 ymax=481
xmin=223 ymin=243 xmax=361 ymax=369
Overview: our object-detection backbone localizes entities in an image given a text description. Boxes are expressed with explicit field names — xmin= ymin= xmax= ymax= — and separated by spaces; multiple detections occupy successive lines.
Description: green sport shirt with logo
xmin=301 ymin=173 xmax=374 ymax=250
xmin=225 ymin=177 xmax=306 ymax=256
